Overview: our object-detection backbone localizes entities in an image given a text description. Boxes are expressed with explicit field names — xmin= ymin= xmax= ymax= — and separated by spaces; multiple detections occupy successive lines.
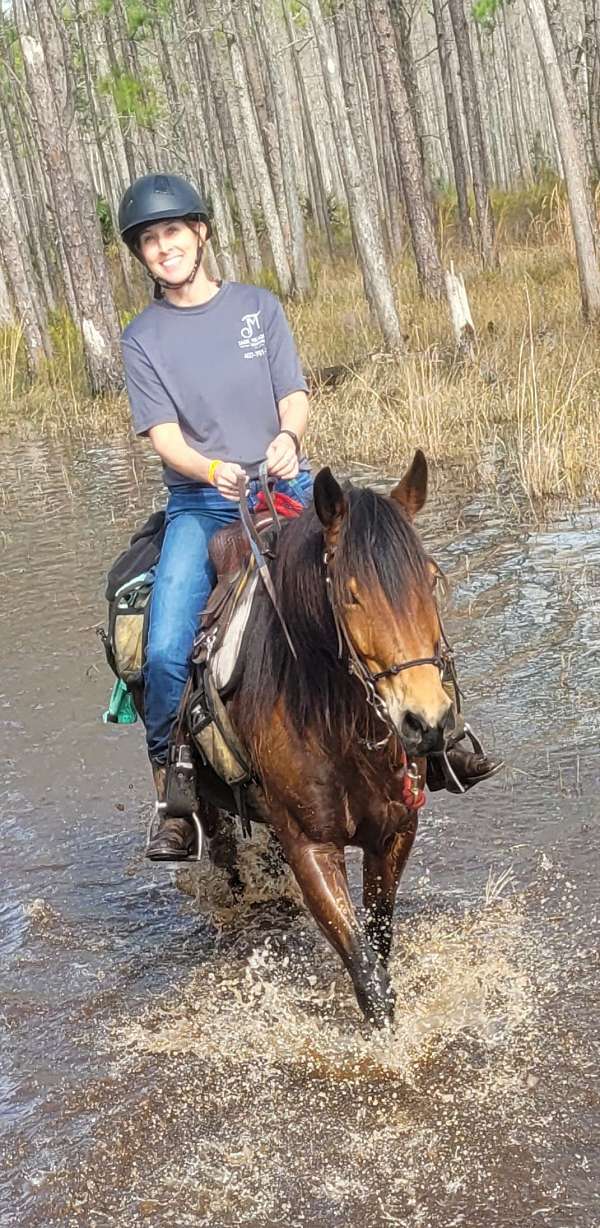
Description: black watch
xmin=279 ymin=428 xmax=300 ymax=455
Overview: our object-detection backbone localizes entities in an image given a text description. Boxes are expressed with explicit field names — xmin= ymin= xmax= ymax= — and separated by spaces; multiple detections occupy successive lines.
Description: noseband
xmin=323 ymin=549 xmax=458 ymax=754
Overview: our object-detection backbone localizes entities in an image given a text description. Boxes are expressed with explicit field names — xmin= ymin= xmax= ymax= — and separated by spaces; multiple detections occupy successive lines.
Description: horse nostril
xmin=401 ymin=710 xmax=428 ymax=744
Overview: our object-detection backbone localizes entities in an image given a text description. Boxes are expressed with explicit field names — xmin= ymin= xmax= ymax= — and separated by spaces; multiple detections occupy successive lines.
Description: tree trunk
xmin=445 ymin=264 xmax=476 ymax=361
xmin=193 ymin=34 xmax=239 ymax=281
xmin=200 ymin=23 xmax=263 ymax=279
xmin=447 ymin=0 xmax=498 ymax=269
xmin=524 ymin=0 xmax=600 ymax=319
xmin=234 ymin=4 xmax=290 ymax=250
xmin=17 ymin=0 xmax=121 ymax=393
xmin=333 ymin=3 xmax=380 ymax=225
xmin=368 ymin=0 xmax=446 ymax=299
xmin=432 ymin=0 xmax=472 ymax=247
xmin=307 ymin=0 xmax=403 ymax=347
xmin=284 ymin=4 xmax=336 ymax=259
xmin=389 ymin=0 xmax=435 ymax=209
xmin=254 ymin=0 xmax=311 ymax=296
xmin=500 ymin=5 xmax=534 ymax=184
xmin=0 ymin=150 xmax=50 ymax=371
xmin=228 ymin=30 xmax=293 ymax=295
xmin=583 ymin=0 xmax=600 ymax=176
xmin=544 ymin=0 xmax=588 ymax=158
xmin=0 ymin=254 xmax=13 ymax=326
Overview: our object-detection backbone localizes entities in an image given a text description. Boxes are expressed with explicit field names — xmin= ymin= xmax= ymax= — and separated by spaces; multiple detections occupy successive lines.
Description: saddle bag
xmin=105 ymin=509 xmax=165 ymax=602
xmin=99 ymin=509 xmax=165 ymax=685
xmin=187 ymin=661 xmax=254 ymax=789
xmin=102 ymin=577 xmax=153 ymax=685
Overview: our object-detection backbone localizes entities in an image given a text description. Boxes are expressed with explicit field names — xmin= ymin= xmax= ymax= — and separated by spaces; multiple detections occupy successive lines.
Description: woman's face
xmin=138 ymin=218 xmax=204 ymax=283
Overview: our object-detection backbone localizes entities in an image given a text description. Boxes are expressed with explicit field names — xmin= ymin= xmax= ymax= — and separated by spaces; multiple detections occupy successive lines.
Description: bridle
xmin=323 ymin=548 xmax=459 ymax=757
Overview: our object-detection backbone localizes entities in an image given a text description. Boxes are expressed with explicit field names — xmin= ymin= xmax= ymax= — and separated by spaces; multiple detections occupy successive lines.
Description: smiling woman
xmin=117 ymin=171 xmax=312 ymax=859
xmin=138 ymin=218 xmax=203 ymax=282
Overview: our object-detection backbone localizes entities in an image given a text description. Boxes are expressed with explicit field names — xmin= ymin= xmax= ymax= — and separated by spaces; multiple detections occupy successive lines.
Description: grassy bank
xmin=1 ymin=194 xmax=599 ymax=504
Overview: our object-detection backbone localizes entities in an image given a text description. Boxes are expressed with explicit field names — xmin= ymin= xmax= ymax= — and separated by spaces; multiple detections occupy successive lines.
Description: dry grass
xmin=297 ymin=245 xmax=600 ymax=502
xmin=1 ymin=192 xmax=599 ymax=504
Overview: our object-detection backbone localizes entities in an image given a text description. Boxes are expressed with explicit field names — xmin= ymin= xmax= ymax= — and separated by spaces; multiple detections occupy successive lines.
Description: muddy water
xmin=1 ymin=439 xmax=598 ymax=1228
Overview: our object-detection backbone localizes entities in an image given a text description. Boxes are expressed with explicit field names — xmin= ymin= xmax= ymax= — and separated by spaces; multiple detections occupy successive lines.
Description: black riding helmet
xmin=118 ymin=172 xmax=212 ymax=248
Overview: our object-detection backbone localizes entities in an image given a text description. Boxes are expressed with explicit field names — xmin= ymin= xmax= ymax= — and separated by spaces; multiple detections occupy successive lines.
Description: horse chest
xmin=347 ymin=777 xmax=414 ymax=842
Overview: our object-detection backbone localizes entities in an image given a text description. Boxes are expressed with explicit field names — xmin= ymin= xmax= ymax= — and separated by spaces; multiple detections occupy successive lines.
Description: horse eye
xmin=347 ymin=589 xmax=360 ymax=606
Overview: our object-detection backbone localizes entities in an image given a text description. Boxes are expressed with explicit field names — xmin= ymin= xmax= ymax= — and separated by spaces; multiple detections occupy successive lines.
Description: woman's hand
xmin=266 ymin=432 xmax=299 ymax=480
xmin=213 ymin=461 xmax=247 ymax=501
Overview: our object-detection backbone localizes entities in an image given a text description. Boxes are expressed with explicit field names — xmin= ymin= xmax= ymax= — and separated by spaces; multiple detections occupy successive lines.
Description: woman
xmin=119 ymin=172 xmax=312 ymax=859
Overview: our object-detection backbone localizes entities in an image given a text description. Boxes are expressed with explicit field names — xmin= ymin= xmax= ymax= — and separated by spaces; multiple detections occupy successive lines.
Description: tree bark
xmin=0 ymin=150 xmax=50 ymax=370
xmin=389 ymin=0 xmax=435 ymax=210
xmin=368 ymin=0 xmax=446 ymax=299
xmin=254 ymin=0 xmax=311 ymax=296
xmin=200 ymin=22 xmax=263 ymax=279
xmin=228 ymin=29 xmax=293 ymax=295
xmin=283 ymin=4 xmax=336 ymax=259
xmin=308 ymin=0 xmax=403 ymax=347
xmin=432 ymin=0 xmax=472 ymax=247
xmin=447 ymin=0 xmax=498 ymax=269
xmin=17 ymin=0 xmax=121 ymax=392
xmin=524 ymin=0 xmax=600 ymax=319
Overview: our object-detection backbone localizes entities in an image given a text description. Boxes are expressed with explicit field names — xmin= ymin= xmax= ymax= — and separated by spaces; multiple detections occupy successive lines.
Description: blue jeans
xmin=144 ymin=471 xmax=313 ymax=763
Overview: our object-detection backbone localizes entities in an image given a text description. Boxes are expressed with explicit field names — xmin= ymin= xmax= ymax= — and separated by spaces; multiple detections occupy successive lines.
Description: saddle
xmin=208 ymin=510 xmax=274 ymax=581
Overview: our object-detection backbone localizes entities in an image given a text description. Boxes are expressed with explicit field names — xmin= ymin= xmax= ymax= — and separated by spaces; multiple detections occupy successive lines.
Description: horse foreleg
xmin=274 ymin=816 xmax=395 ymax=1027
xmin=201 ymin=803 xmax=244 ymax=895
xmin=363 ymin=819 xmax=418 ymax=964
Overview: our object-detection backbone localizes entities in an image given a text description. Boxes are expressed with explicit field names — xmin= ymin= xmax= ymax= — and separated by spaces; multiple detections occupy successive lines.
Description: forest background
xmin=1 ymin=0 xmax=599 ymax=502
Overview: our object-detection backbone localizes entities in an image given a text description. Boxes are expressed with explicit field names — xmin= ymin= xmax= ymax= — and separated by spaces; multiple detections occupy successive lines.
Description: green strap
xmin=103 ymin=677 xmax=138 ymax=724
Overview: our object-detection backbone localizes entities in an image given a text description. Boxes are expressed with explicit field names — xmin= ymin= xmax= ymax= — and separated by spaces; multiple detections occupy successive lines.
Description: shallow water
xmin=1 ymin=439 xmax=598 ymax=1227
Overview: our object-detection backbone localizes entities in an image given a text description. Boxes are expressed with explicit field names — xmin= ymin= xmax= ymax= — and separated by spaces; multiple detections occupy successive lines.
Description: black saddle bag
xmin=105 ymin=509 xmax=166 ymax=602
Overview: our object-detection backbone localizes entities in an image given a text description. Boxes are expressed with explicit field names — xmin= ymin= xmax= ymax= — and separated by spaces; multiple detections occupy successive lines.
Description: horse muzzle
xmin=397 ymin=703 xmax=456 ymax=757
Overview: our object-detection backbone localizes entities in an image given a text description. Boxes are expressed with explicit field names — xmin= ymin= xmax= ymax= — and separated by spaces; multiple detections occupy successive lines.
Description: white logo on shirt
xmin=238 ymin=312 xmax=266 ymax=355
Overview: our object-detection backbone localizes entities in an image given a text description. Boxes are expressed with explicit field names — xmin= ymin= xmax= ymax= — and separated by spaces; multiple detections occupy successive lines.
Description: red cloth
xmin=253 ymin=491 xmax=304 ymax=519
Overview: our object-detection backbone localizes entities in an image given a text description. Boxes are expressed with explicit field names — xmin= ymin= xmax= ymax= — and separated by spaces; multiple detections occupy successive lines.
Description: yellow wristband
xmin=207 ymin=459 xmax=221 ymax=486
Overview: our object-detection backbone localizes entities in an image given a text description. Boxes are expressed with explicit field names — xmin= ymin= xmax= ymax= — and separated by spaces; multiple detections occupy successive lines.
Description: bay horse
xmin=220 ymin=450 xmax=455 ymax=1027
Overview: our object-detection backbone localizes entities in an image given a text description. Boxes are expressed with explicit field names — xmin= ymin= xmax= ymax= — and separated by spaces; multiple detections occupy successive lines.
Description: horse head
xmin=314 ymin=450 xmax=454 ymax=757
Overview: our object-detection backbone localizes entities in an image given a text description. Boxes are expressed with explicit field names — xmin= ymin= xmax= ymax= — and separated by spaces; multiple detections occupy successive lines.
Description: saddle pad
xmin=210 ymin=569 xmax=259 ymax=691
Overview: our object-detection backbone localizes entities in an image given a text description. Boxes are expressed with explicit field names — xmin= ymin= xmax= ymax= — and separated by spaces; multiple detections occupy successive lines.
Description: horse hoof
xmin=356 ymin=965 xmax=396 ymax=1029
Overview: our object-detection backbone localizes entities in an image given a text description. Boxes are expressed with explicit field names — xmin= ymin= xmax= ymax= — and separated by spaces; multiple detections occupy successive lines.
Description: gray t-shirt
xmin=121 ymin=282 xmax=308 ymax=488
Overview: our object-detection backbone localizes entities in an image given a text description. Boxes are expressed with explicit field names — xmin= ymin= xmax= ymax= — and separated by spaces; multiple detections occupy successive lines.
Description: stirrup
xmin=461 ymin=721 xmax=486 ymax=757
xmin=447 ymin=720 xmax=486 ymax=758
xmin=434 ymin=723 xmax=488 ymax=794
xmin=146 ymin=801 xmax=204 ymax=863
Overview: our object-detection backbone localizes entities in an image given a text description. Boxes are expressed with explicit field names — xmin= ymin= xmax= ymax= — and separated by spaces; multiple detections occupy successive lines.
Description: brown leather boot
xmin=146 ymin=761 xmax=197 ymax=861
xmin=427 ymin=746 xmax=504 ymax=794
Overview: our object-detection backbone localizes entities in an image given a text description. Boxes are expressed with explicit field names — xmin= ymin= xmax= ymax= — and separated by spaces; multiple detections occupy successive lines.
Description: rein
xmin=237 ymin=465 xmax=298 ymax=660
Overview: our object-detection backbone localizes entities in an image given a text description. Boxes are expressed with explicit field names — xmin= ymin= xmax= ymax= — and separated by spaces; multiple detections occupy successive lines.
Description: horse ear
xmin=313 ymin=466 xmax=346 ymax=549
xmin=390 ymin=449 xmax=428 ymax=520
